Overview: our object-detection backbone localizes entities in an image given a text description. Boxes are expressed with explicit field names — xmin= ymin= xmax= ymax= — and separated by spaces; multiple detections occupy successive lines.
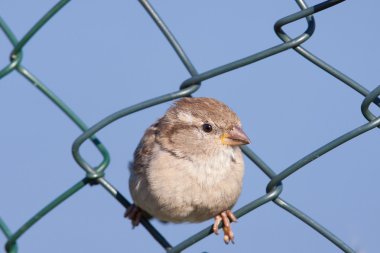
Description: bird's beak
xmin=221 ymin=126 xmax=250 ymax=146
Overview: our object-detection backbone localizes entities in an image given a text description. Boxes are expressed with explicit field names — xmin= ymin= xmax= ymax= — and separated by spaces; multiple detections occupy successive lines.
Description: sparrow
xmin=125 ymin=97 xmax=250 ymax=244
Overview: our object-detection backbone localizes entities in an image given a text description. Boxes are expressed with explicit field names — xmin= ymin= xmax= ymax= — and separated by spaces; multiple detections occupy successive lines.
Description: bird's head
xmin=156 ymin=97 xmax=250 ymax=159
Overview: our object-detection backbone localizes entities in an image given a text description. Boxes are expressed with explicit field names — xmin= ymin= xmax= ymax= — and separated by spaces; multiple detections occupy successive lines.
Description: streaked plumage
xmin=127 ymin=97 xmax=250 ymax=243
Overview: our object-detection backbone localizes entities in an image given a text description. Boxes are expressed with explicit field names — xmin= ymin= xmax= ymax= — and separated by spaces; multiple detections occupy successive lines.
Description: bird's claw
xmin=124 ymin=204 xmax=142 ymax=228
xmin=213 ymin=210 xmax=237 ymax=244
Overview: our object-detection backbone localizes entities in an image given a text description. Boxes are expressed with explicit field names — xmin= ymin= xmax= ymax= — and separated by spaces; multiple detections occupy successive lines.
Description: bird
xmin=125 ymin=97 xmax=250 ymax=244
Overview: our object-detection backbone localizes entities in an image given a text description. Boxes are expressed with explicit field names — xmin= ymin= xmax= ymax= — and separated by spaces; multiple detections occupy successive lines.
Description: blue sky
xmin=1 ymin=1 xmax=379 ymax=252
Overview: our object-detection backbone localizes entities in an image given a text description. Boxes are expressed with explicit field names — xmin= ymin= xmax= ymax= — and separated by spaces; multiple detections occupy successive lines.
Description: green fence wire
xmin=1 ymin=0 xmax=379 ymax=252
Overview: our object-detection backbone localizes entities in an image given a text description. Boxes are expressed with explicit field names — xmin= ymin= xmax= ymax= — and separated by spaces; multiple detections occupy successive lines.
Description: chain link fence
xmin=1 ymin=0 xmax=378 ymax=252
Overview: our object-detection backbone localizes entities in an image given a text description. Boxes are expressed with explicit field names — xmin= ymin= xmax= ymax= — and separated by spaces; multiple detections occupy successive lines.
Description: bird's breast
xmin=136 ymin=145 xmax=244 ymax=222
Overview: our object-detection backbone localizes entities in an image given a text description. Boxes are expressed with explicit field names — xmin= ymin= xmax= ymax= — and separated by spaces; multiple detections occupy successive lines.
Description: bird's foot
xmin=213 ymin=210 xmax=237 ymax=244
xmin=124 ymin=204 xmax=142 ymax=228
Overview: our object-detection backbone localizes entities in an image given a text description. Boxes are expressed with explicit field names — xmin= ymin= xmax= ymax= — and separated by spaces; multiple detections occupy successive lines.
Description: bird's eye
xmin=202 ymin=123 xmax=213 ymax=133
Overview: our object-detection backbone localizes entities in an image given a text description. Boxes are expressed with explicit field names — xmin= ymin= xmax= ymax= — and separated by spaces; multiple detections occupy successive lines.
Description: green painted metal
xmin=1 ymin=0 xmax=377 ymax=252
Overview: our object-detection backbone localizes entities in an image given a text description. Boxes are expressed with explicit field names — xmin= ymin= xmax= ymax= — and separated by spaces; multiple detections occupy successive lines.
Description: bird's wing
xmin=130 ymin=121 xmax=159 ymax=175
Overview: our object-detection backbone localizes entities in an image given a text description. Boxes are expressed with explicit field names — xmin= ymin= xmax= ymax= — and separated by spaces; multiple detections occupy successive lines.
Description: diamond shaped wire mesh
xmin=1 ymin=0 xmax=378 ymax=252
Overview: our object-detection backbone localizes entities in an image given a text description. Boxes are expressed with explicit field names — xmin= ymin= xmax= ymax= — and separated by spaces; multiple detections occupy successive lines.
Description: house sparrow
xmin=126 ymin=97 xmax=250 ymax=244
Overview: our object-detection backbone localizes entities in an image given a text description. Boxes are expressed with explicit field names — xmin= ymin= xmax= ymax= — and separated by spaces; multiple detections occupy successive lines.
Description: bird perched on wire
xmin=125 ymin=97 xmax=250 ymax=244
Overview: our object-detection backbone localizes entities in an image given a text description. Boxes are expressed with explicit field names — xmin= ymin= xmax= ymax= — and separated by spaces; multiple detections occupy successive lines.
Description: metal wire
xmin=1 ymin=0 xmax=378 ymax=252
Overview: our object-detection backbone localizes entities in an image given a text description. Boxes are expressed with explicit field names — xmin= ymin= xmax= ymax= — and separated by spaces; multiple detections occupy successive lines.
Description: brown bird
xmin=126 ymin=97 xmax=250 ymax=243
